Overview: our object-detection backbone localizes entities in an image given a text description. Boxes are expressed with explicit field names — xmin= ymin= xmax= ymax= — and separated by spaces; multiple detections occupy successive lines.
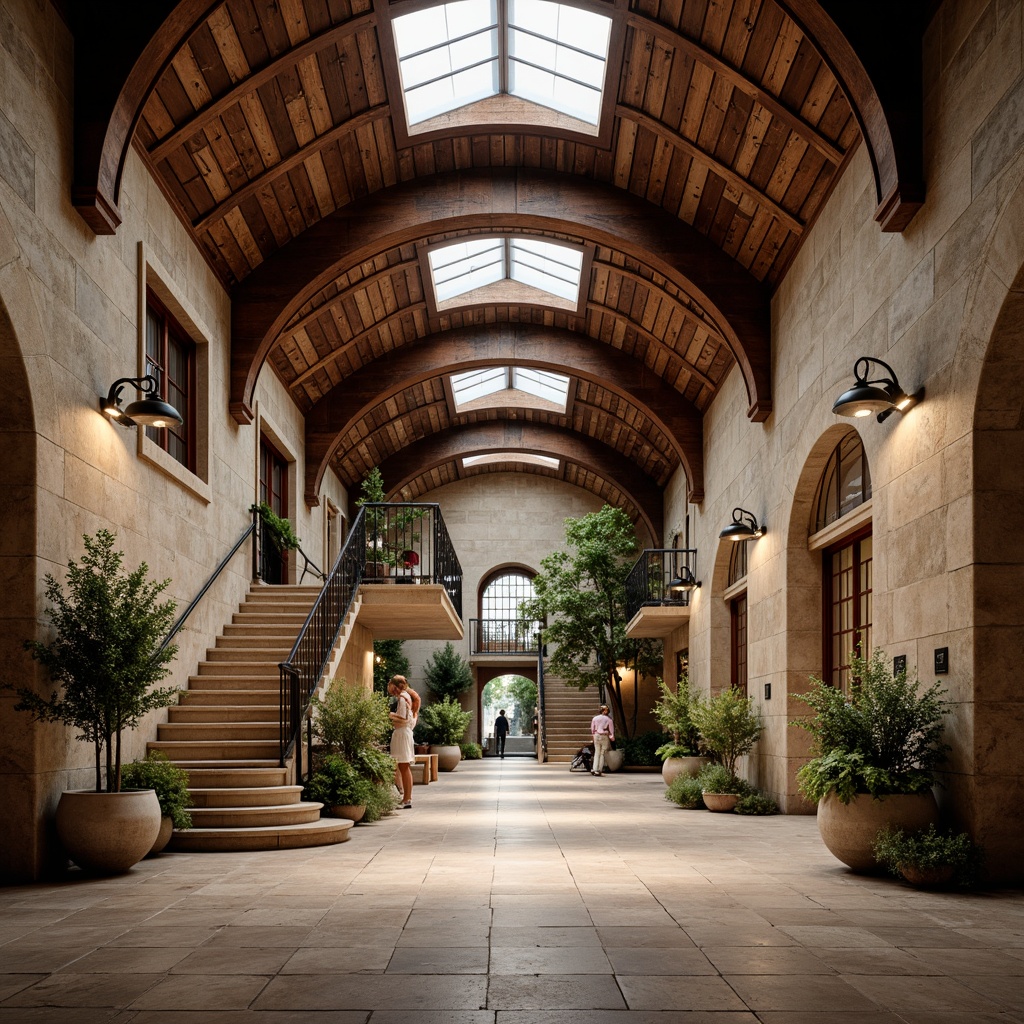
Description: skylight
xmin=427 ymin=236 xmax=583 ymax=307
xmin=391 ymin=0 xmax=612 ymax=127
xmin=450 ymin=366 xmax=571 ymax=412
xmin=463 ymin=452 xmax=561 ymax=470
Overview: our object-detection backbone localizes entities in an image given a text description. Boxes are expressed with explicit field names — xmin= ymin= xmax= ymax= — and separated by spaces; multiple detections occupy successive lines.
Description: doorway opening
xmin=481 ymin=674 xmax=539 ymax=758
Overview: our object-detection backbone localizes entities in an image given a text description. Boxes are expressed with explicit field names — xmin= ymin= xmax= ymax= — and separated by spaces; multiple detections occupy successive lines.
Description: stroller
xmin=569 ymin=743 xmax=594 ymax=772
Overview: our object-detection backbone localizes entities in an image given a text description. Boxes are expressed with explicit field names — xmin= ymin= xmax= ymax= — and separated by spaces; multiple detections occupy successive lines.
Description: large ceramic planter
xmin=432 ymin=744 xmax=462 ymax=772
xmin=816 ymin=790 xmax=940 ymax=873
xmin=602 ymin=749 xmax=625 ymax=773
xmin=55 ymin=789 xmax=162 ymax=873
xmin=148 ymin=816 xmax=174 ymax=856
xmin=702 ymin=792 xmax=740 ymax=812
xmin=330 ymin=804 xmax=366 ymax=823
xmin=662 ymin=756 xmax=709 ymax=787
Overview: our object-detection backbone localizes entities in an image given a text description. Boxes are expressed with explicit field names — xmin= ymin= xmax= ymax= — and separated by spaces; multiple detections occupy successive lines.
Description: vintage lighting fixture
xmin=720 ymin=508 xmax=764 ymax=542
xmin=668 ymin=565 xmax=702 ymax=592
xmin=832 ymin=357 xmax=922 ymax=422
xmin=101 ymin=375 xmax=183 ymax=429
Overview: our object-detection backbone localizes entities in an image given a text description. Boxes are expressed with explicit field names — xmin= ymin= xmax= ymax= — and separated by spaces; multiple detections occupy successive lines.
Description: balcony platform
xmin=356 ymin=582 xmax=464 ymax=639
xmin=625 ymin=603 xmax=692 ymax=638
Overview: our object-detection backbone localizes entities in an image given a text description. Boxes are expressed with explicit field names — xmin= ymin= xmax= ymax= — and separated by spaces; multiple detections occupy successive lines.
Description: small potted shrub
xmin=120 ymin=752 xmax=193 ymax=854
xmin=664 ymin=773 xmax=705 ymax=810
xmin=652 ymin=676 xmax=707 ymax=785
xmin=304 ymin=754 xmax=375 ymax=823
xmin=418 ymin=696 xmax=473 ymax=771
xmin=691 ymin=688 xmax=763 ymax=811
xmin=794 ymin=649 xmax=948 ymax=872
xmin=873 ymin=824 xmax=982 ymax=887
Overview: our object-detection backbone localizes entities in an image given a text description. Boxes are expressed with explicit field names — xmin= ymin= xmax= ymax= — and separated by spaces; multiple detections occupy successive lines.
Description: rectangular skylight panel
xmin=553 ymin=2 xmax=611 ymax=56
xmin=513 ymin=367 xmax=570 ymax=406
xmin=463 ymin=452 xmax=560 ymax=469
xmin=452 ymin=366 xmax=508 ymax=405
xmin=550 ymin=75 xmax=602 ymax=124
xmin=509 ymin=238 xmax=582 ymax=301
xmin=430 ymin=238 xmax=505 ymax=301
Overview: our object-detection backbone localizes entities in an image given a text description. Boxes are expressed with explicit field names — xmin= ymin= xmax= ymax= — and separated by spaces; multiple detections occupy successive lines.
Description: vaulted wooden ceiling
xmin=69 ymin=0 xmax=933 ymax=537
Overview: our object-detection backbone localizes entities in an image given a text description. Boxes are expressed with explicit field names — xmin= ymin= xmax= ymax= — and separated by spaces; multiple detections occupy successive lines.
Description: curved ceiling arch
xmin=302 ymin=324 xmax=705 ymax=505
xmin=374 ymin=421 xmax=663 ymax=544
xmin=231 ymin=168 xmax=773 ymax=423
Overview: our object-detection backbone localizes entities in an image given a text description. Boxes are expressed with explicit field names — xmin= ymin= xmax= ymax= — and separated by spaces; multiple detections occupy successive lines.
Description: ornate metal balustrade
xmin=469 ymin=618 xmax=544 ymax=655
xmin=624 ymin=548 xmax=700 ymax=623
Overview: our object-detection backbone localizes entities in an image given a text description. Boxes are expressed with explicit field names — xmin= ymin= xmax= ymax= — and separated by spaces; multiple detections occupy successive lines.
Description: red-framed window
xmin=145 ymin=290 xmax=194 ymax=471
xmin=824 ymin=528 xmax=873 ymax=690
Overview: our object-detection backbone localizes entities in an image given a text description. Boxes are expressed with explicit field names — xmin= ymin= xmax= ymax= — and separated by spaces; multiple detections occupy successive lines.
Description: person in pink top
xmin=590 ymin=704 xmax=615 ymax=776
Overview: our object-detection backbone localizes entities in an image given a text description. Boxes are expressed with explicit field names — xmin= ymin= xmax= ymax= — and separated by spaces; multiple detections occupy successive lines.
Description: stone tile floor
xmin=2 ymin=758 xmax=1023 ymax=1023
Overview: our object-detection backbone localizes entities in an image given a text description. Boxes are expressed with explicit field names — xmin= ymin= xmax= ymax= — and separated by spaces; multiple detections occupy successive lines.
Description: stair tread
xmin=173 ymin=820 xmax=348 ymax=836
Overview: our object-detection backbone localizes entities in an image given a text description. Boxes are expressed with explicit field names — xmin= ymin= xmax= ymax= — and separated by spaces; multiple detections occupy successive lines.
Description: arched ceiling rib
xmin=301 ymin=325 xmax=705 ymax=504
xmin=230 ymin=168 xmax=773 ymax=424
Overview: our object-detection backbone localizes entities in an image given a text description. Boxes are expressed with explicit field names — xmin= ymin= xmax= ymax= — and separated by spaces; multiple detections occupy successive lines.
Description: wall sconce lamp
xmin=832 ymin=357 xmax=923 ymax=423
xmin=100 ymin=376 xmax=183 ymax=428
xmin=720 ymin=507 xmax=764 ymax=542
xmin=668 ymin=566 xmax=702 ymax=593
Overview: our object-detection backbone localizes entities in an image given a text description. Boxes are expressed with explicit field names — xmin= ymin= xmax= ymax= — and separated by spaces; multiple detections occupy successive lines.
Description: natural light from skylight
xmin=463 ymin=452 xmax=561 ymax=470
xmin=392 ymin=0 xmax=612 ymax=126
xmin=428 ymin=237 xmax=583 ymax=306
xmin=451 ymin=365 xmax=571 ymax=411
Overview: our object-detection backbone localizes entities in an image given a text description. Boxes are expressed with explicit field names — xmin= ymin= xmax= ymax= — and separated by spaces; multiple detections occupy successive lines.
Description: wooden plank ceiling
xmin=135 ymin=0 xmax=858 ymax=515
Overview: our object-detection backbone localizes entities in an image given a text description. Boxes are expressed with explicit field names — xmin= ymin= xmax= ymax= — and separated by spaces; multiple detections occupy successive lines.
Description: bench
xmin=413 ymin=753 xmax=439 ymax=784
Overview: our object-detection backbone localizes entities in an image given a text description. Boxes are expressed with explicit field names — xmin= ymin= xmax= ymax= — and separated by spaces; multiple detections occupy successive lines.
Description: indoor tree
xmin=373 ymin=639 xmax=410 ymax=694
xmin=424 ymin=641 xmax=473 ymax=701
xmin=518 ymin=504 xmax=661 ymax=738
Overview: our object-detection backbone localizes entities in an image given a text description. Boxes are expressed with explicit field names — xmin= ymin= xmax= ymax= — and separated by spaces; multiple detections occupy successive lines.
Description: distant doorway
xmin=481 ymin=674 xmax=539 ymax=757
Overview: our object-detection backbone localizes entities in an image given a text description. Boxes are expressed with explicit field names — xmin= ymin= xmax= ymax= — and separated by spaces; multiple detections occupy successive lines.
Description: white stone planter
xmin=661 ymin=756 xmax=709 ymax=787
xmin=55 ymin=789 xmax=162 ymax=873
xmin=432 ymin=744 xmax=462 ymax=771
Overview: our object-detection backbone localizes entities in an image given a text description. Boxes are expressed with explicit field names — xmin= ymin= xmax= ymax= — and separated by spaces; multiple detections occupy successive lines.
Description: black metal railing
xmin=255 ymin=514 xmax=327 ymax=585
xmin=155 ymin=518 xmax=257 ymax=659
xmin=469 ymin=618 xmax=544 ymax=655
xmin=279 ymin=503 xmax=463 ymax=779
xmin=624 ymin=548 xmax=700 ymax=622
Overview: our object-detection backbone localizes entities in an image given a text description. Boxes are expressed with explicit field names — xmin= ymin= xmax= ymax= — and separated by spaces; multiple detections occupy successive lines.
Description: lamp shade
xmin=122 ymin=397 xmax=183 ymax=428
xmin=720 ymin=507 xmax=763 ymax=542
xmin=832 ymin=381 xmax=896 ymax=418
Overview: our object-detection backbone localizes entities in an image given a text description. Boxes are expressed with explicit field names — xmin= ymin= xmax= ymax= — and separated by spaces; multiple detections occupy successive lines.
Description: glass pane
xmin=512 ymin=366 xmax=569 ymax=405
xmin=452 ymin=366 xmax=508 ymax=404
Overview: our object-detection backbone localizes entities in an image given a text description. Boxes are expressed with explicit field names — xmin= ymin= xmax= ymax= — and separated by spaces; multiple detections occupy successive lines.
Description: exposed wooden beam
xmin=625 ymin=11 xmax=845 ymax=168
xmin=192 ymin=104 xmax=391 ymax=234
xmin=616 ymin=104 xmax=805 ymax=235
xmin=149 ymin=13 xmax=378 ymax=164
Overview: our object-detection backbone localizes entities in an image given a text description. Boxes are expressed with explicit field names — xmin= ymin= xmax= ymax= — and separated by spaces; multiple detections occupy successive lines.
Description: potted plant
xmin=664 ymin=773 xmax=705 ymax=810
xmin=120 ymin=751 xmax=193 ymax=854
xmin=304 ymin=754 xmax=375 ymax=823
xmin=418 ymin=696 xmax=473 ymax=771
xmin=694 ymin=762 xmax=750 ymax=812
xmin=7 ymin=530 xmax=179 ymax=873
xmin=309 ymin=678 xmax=392 ymax=761
xmin=356 ymin=468 xmax=429 ymax=580
xmin=793 ymin=649 xmax=948 ymax=872
xmin=653 ymin=676 xmax=707 ymax=785
xmin=873 ymin=824 xmax=981 ymax=887
xmin=691 ymin=688 xmax=763 ymax=811
xmin=249 ymin=501 xmax=300 ymax=552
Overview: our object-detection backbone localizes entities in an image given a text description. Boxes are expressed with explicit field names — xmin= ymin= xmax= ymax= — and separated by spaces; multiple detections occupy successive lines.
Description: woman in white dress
xmin=388 ymin=675 xmax=415 ymax=808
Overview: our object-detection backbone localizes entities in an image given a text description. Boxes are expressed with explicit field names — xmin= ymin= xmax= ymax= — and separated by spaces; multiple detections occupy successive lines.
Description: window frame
xmin=730 ymin=592 xmax=748 ymax=696
xmin=377 ymin=0 xmax=625 ymax=150
xmin=822 ymin=525 xmax=873 ymax=691
xmin=144 ymin=288 xmax=196 ymax=473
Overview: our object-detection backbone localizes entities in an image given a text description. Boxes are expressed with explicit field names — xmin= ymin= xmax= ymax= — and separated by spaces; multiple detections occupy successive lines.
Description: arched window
xmin=812 ymin=432 xmax=872 ymax=689
xmin=812 ymin=432 xmax=871 ymax=532
xmin=476 ymin=569 xmax=540 ymax=653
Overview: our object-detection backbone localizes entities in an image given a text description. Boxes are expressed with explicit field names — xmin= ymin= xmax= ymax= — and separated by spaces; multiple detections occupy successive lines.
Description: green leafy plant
xmin=356 ymin=468 xmax=428 ymax=568
xmin=120 ymin=752 xmax=193 ymax=829
xmin=311 ymin=679 xmax=391 ymax=760
xmin=351 ymin=747 xmax=397 ymax=785
xmin=665 ymin=773 xmax=705 ymax=809
xmin=250 ymin=501 xmax=300 ymax=551
xmin=697 ymin=762 xmax=753 ymax=796
xmin=691 ymin=688 xmax=763 ymax=780
xmin=362 ymin=780 xmax=400 ymax=822
xmin=653 ymin=676 xmax=701 ymax=755
xmin=655 ymin=742 xmax=698 ymax=761
xmin=7 ymin=530 xmax=179 ymax=792
xmin=735 ymin=791 xmax=778 ymax=815
xmin=621 ymin=730 xmax=670 ymax=766
xmin=424 ymin=642 xmax=474 ymax=700
xmin=794 ymin=649 xmax=949 ymax=803
xmin=373 ymin=639 xmax=410 ymax=694
xmin=873 ymin=824 xmax=982 ymax=886
xmin=304 ymin=754 xmax=375 ymax=808
xmin=460 ymin=742 xmax=483 ymax=760
xmin=418 ymin=696 xmax=472 ymax=745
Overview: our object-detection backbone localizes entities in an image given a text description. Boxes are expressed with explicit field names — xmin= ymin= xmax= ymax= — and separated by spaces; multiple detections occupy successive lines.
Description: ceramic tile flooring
xmin=2 ymin=758 xmax=1024 ymax=1024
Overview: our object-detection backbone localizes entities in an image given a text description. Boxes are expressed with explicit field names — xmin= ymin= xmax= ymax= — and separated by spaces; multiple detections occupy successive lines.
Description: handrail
xmin=624 ymin=548 xmax=700 ymax=622
xmin=278 ymin=502 xmax=463 ymax=781
xmin=469 ymin=618 xmax=544 ymax=655
xmin=155 ymin=516 xmax=257 ymax=658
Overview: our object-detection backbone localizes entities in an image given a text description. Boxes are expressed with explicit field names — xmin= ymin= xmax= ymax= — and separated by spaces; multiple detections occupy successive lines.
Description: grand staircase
xmin=542 ymin=676 xmax=601 ymax=763
xmin=151 ymin=584 xmax=355 ymax=851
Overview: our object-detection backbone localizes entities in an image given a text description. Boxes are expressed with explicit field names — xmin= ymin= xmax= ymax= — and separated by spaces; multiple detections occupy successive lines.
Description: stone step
xmin=147 ymin=739 xmax=280 ymax=760
xmin=205 ymin=647 xmax=293 ymax=663
xmin=189 ymin=785 xmax=304 ymax=808
xmin=180 ymin=689 xmax=280 ymax=706
xmin=188 ymin=802 xmax=323 ymax=828
xmin=157 ymin=722 xmax=279 ymax=742
xmin=232 ymin=611 xmax=309 ymax=625
xmin=181 ymin=765 xmax=288 ymax=787
xmin=168 ymin=706 xmax=277 ymax=723
xmin=169 ymin=818 xmax=352 ymax=852
xmin=187 ymin=674 xmax=279 ymax=689
xmin=243 ymin=586 xmax=320 ymax=602
xmin=195 ymin=662 xmax=280 ymax=677
xmin=213 ymin=635 xmax=297 ymax=650
xmin=221 ymin=624 xmax=302 ymax=639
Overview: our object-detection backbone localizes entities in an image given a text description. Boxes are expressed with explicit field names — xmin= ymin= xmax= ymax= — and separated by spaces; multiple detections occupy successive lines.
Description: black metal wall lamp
xmin=100 ymin=375 xmax=183 ymax=428
xmin=668 ymin=565 xmax=702 ymax=592
xmin=720 ymin=507 xmax=764 ymax=542
xmin=832 ymin=357 xmax=923 ymax=422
